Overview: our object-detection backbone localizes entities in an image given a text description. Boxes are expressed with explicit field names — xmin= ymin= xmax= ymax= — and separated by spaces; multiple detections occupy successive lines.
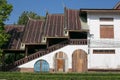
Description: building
xmin=3 ymin=2 xmax=120 ymax=72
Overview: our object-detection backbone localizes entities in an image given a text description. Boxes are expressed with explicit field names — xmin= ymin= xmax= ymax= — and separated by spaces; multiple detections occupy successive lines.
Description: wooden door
xmin=72 ymin=49 xmax=87 ymax=72
xmin=55 ymin=52 xmax=67 ymax=72
xmin=57 ymin=59 xmax=64 ymax=72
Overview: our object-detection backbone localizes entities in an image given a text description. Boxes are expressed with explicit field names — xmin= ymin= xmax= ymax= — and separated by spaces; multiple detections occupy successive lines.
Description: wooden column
xmin=25 ymin=46 xmax=28 ymax=58
xmin=46 ymin=39 xmax=49 ymax=48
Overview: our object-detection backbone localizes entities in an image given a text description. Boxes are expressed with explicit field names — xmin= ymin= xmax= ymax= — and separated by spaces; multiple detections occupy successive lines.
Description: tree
xmin=17 ymin=11 xmax=45 ymax=25
xmin=0 ymin=0 xmax=13 ymax=64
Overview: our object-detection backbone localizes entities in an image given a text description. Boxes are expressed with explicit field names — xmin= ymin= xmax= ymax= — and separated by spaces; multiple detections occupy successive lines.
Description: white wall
xmin=87 ymin=12 xmax=120 ymax=69
xmin=18 ymin=45 xmax=88 ymax=71
xmin=88 ymin=12 xmax=120 ymax=41
xmin=88 ymin=48 xmax=120 ymax=69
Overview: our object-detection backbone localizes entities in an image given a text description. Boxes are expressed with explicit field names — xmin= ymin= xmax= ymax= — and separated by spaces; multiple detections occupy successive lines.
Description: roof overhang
xmin=45 ymin=36 xmax=69 ymax=39
xmin=80 ymin=9 xmax=120 ymax=13
xmin=68 ymin=29 xmax=89 ymax=32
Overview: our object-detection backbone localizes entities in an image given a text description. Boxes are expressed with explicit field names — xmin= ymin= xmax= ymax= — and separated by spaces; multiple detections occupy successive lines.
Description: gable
xmin=3 ymin=25 xmax=24 ymax=50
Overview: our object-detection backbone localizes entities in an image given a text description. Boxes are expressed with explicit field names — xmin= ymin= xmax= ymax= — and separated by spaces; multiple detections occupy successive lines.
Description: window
xmin=93 ymin=50 xmax=115 ymax=54
xmin=100 ymin=25 xmax=114 ymax=38
xmin=100 ymin=18 xmax=113 ymax=22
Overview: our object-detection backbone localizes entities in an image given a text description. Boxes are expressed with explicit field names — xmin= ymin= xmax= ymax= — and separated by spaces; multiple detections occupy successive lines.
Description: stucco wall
xmin=18 ymin=45 xmax=88 ymax=72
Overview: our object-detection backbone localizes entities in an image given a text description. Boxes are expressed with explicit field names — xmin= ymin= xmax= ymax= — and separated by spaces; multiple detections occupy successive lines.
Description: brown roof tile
xmin=43 ymin=14 xmax=64 ymax=37
xmin=114 ymin=1 xmax=120 ymax=9
xmin=65 ymin=8 xmax=81 ymax=30
xmin=22 ymin=19 xmax=44 ymax=44
xmin=4 ymin=8 xmax=85 ymax=49
xmin=4 ymin=25 xmax=24 ymax=50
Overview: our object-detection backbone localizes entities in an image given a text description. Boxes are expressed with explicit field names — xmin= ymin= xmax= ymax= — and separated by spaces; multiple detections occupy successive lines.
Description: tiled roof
xmin=4 ymin=8 xmax=85 ymax=50
xmin=4 ymin=25 xmax=24 ymax=50
xmin=43 ymin=14 xmax=64 ymax=37
xmin=22 ymin=19 xmax=44 ymax=44
xmin=65 ymin=8 xmax=81 ymax=30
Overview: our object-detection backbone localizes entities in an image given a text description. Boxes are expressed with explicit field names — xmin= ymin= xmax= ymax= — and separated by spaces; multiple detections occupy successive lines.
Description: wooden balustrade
xmin=47 ymin=40 xmax=69 ymax=53
xmin=14 ymin=51 xmax=46 ymax=66
xmin=5 ymin=39 xmax=87 ymax=71
xmin=70 ymin=39 xmax=87 ymax=45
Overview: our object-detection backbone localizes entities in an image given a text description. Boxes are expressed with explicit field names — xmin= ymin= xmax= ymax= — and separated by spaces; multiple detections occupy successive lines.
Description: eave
xmin=67 ymin=29 xmax=89 ymax=32
xmin=80 ymin=9 xmax=120 ymax=13
xmin=45 ymin=36 xmax=69 ymax=39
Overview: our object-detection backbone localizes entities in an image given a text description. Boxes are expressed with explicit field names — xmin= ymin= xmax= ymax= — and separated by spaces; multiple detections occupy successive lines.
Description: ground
xmin=0 ymin=72 xmax=120 ymax=80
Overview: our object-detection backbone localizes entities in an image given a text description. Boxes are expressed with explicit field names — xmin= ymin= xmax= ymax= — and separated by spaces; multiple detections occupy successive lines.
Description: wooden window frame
xmin=93 ymin=50 xmax=115 ymax=54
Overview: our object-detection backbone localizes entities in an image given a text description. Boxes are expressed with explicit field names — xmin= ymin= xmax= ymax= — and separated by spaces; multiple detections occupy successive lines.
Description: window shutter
xmin=100 ymin=25 xmax=114 ymax=38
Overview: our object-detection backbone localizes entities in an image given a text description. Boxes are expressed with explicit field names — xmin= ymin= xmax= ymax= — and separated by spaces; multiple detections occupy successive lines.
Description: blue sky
xmin=6 ymin=0 xmax=120 ymax=24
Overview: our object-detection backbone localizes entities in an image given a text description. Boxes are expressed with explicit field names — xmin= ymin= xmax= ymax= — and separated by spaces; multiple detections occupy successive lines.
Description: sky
xmin=6 ymin=0 xmax=120 ymax=24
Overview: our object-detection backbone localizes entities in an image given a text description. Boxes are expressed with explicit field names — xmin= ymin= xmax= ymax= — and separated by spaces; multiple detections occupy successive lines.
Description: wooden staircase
xmin=4 ymin=39 xmax=87 ymax=71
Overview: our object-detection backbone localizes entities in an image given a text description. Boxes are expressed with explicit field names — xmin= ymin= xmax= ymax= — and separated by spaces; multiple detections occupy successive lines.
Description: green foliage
xmin=4 ymin=54 xmax=24 ymax=64
xmin=0 ymin=0 xmax=13 ymax=25
xmin=0 ymin=0 xmax=13 ymax=64
xmin=17 ymin=11 xmax=45 ymax=25
xmin=0 ymin=72 xmax=120 ymax=80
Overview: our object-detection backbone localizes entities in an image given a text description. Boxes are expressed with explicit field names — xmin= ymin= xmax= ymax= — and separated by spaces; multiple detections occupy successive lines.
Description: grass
xmin=0 ymin=72 xmax=120 ymax=80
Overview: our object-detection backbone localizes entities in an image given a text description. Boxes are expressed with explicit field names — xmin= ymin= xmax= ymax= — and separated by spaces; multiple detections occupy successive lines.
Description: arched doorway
xmin=54 ymin=52 xmax=67 ymax=72
xmin=72 ymin=49 xmax=87 ymax=72
xmin=34 ymin=60 xmax=49 ymax=72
